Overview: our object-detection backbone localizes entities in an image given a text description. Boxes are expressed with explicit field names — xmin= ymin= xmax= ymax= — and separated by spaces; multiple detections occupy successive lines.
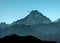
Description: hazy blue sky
xmin=0 ymin=0 xmax=60 ymax=24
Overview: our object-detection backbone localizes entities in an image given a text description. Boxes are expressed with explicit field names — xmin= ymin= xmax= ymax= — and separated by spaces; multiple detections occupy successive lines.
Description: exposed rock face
xmin=0 ymin=22 xmax=9 ymax=29
xmin=13 ymin=10 xmax=51 ymax=25
xmin=53 ymin=19 xmax=60 ymax=24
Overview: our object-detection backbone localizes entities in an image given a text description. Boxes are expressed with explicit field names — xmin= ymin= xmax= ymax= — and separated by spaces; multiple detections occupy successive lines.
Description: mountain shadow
xmin=0 ymin=34 xmax=56 ymax=43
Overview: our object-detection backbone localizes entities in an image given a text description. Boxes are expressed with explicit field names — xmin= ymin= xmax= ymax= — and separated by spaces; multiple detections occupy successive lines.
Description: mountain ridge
xmin=12 ymin=10 xmax=51 ymax=25
xmin=0 ymin=10 xmax=60 ymax=43
xmin=0 ymin=34 xmax=56 ymax=43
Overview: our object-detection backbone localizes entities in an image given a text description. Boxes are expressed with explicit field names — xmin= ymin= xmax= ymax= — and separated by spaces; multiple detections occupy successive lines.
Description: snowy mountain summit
xmin=14 ymin=10 xmax=51 ymax=25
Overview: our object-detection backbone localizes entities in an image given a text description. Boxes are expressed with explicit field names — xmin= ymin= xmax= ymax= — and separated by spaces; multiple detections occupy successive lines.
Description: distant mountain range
xmin=0 ymin=10 xmax=60 ymax=43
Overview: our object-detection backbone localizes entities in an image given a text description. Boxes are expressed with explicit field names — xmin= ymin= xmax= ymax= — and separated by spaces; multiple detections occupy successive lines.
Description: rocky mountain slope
xmin=0 ymin=10 xmax=60 ymax=43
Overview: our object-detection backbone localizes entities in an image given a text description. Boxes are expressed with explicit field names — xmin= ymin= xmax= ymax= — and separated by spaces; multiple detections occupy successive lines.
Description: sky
xmin=0 ymin=0 xmax=60 ymax=24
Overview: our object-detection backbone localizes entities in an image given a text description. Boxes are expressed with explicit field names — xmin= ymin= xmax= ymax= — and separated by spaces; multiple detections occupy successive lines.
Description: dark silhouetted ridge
xmin=0 ymin=34 xmax=56 ymax=43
